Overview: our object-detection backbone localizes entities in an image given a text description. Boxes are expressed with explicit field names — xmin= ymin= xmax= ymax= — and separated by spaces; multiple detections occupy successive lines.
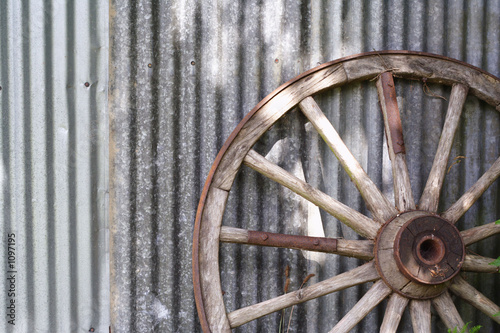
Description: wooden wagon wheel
xmin=193 ymin=51 xmax=500 ymax=332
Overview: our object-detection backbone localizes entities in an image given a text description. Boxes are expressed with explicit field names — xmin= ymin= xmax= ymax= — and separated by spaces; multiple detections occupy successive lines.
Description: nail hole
xmin=274 ymin=58 xmax=279 ymax=64
xmin=191 ymin=61 xmax=195 ymax=66
xmin=148 ymin=63 xmax=152 ymax=68
xmin=84 ymin=82 xmax=90 ymax=87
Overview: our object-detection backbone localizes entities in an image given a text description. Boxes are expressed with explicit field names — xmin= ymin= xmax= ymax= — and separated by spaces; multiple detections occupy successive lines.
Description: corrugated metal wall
xmin=2 ymin=0 xmax=499 ymax=332
xmin=109 ymin=1 xmax=499 ymax=332
xmin=0 ymin=0 xmax=109 ymax=332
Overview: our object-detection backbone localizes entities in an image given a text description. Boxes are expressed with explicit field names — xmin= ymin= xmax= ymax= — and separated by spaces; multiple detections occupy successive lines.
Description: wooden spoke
xmin=220 ymin=226 xmax=374 ymax=260
xmin=376 ymin=72 xmax=416 ymax=211
xmin=450 ymin=276 xmax=500 ymax=324
xmin=419 ymin=84 xmax=469 ymax=212
xmin=432 ymin=291 xmax=465 ymax=330
xmin=462 ymin=254 xmax=500 ymax=273
xmin=380 ymin=293 xmax=409 ymax=333
xmin=227 ymin=261 xmax=380 ymax=328
xmin=461 ymin=220 xmax=500 ymax=246
xmin=335 ymin=239 xmax=374 ymax=261
xmin=410 ymin=300 xmax=432 ymax=333
xmin=298 ymin=96 xmax=397 ymax=223
xmin=442 ymin=156 xmax=500 ymax=223
xmin=244 ymin=149 xmax=381 ymax=239
xmin=329 ymin=280 xmax=391 ymax=333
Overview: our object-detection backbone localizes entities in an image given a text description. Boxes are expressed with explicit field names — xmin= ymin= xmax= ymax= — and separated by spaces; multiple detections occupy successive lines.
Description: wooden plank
xmin=227 ymin=261 xmax=380 ymax=328
xmin=410 ymin=300 xmax=431 ymax=333
xmin=380 ymin=293 xmax=409 ymax=333
xmin=419 ymin=84 xmax=468 ymax=212
xmin=432 ymin=291 xmax=465 ymax=331
xmin=462 ymin=254 xmax=500 ymax=273
xmin=198 ymin=187 xmax=232 ymax=332
xmin=376 ymin=73 xmax=415 ymax=211
xmin=450 ymin=276 xmax=500 ymax=324
xmin=212 ymin=64 xmax=348 ymax=190
xmin=299 ymin=96 xmax=397 ymax=223
xmin=244 ymin=149 xmax=381 ymax=239
xmin=329 ymin=280 xmax=392 ymax=333
xmin=442 ymin=156 xmax=500 ymax=223
xmin=461 ymin=220 xmax=500 ymax=246
xmin=219 ymin=226 xmax=374 ymax=260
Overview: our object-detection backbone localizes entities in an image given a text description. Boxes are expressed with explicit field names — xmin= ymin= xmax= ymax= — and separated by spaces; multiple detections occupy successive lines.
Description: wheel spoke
xmin=432 ymin=291 xmax=465 ymax=330
xmin=380 ymin=293 xmax=409 ymax=333
xmin=462 ymin=254 xmax=500 ymax=273
xmin=442 ymin=155 xmax=500 ymax=223
xmin=226 ymin=261 xmax=380 ymax=328
xmin=220 ymin=226 xmax=374 ymax=260
xmin=410 ymin=300 xmax=431 ymax=333
xmin=376 ymin=72 xmax=415 ymax=211
xmin=419 ymin=84 xmax=468 ymax=212
xmin=298 ymin=96 xmax=397 ymax=223
xmin=329 ymin=280 xmax=391 ymax=333
xmin=450 ymin=276 xmax=500 ymax=324
xmin=244 ymin=149 xmax=381 ymax=239
xmin=461 ymin=220 xmax=500 ymax=246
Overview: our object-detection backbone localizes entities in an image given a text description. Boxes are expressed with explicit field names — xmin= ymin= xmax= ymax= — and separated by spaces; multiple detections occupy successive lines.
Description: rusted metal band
xmin=379 ymin=72 xmax=406 ymax=154
xmin=247 ymin=230 xmax=337 ymax=253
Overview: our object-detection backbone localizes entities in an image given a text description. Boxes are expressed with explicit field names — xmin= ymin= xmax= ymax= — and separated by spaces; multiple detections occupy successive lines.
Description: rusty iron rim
xmin=192 ymin=51 xmax=500 ymax=331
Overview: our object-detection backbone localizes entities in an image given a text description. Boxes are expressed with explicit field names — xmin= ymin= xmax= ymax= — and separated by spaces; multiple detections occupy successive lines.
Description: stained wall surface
xmin=0 ymin=0 xmax=109 ymax=332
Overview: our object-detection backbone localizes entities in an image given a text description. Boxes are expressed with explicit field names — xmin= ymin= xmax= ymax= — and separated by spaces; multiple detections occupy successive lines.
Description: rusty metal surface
xmin=109 ymin=1 xmax=500 ymax=332
xmin=378 ymin=72 xmax=406 ymax=154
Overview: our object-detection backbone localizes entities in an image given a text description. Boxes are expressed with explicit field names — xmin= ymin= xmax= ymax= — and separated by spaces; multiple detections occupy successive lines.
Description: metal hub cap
xmin=394 ymin=215 xmax=464 ymax=285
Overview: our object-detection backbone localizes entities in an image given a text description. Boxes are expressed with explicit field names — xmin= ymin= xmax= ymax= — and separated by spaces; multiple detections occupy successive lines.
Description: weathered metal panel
xmin=0 ymin=0 xmax=109 ymax=332
xmin=109 ymin=0 xmax=500 ymax=332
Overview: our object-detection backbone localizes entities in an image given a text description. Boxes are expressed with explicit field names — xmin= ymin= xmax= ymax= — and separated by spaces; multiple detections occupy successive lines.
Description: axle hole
xmin=416 ymin=236 xmax=445 ymax=265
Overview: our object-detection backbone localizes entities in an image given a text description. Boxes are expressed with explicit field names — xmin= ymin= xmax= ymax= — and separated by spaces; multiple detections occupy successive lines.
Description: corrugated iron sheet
xmin=0 ymin=0 xmax=109 ymax=332
xmin=109 ymin=1 xmax=500 ymax=332
xmin=2 ymin=0 xmax=495 ymax=332
xmin=109 ymin=0 xmax=500 ymax=332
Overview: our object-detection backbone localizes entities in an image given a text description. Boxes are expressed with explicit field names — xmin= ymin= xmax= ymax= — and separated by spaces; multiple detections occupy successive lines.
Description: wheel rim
xmin=193 ymin=51 xmax=500 ymax=332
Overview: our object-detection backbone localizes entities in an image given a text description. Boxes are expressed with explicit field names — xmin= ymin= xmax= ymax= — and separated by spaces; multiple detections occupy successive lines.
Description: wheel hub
xmin=394 ymin=215 xmax=464 ymax=284
xmin=375 ymin=211 xmax=465 ymax=299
